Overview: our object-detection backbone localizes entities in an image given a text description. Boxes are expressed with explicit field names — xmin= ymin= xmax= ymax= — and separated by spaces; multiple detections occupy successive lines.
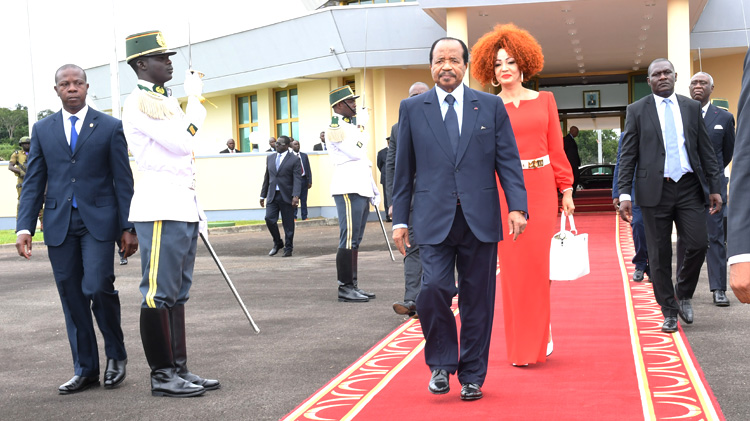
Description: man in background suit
xmin=16 ymin=64 xmax=137 ymax=394
xmin=729 ymin=46 xmax=750 ymax=303
xmin=675 ymin=72 xmax=735 ymax=306
xmin=376 ymin=142 xmax=390 ymax=222
xmin=219 ymin=138 xmax=238 ymax=154
xmin=618 ymin=58 xmax=723 ymax=333
xmin=261 ymin=135 xmax=302 ymax=257
xmin=392 ymin=38 xmax=527 ymax=401
xmin=386 ymin=81 xmax=429 ymax=317
xmin=313 ymin=131 xmax=327 ymax=151
xmin=291 ymin=139 xmax=312 ymax=220
xmin=563 ymin=126 xmax=581 ymax=194
xmin=266 ymin=137 xmax=277 ymax=152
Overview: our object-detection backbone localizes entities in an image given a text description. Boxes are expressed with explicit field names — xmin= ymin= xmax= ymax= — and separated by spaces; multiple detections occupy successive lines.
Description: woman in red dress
xmin=471 ymin=24 xmax=575 ymax=366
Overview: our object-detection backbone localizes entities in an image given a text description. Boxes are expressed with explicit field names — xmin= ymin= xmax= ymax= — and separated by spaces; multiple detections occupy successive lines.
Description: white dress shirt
xmin=435 ymin=83 xmax=464 ymax=135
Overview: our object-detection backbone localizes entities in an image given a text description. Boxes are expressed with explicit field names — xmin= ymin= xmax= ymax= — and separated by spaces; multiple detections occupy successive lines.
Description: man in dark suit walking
xmin=313 ymin=131 xmax=327 ymax=151
xmin=376 ymin=142 xmax=389 ymax=222
xmin=676 ymin=72 xmax=735 ymax=306
xmin=291 ymin=139 xmax=312 ymax=220
xmin=16 ymin=64 xmax=137 ymax=394
xmin=729 ymin=46 xmax=750 ymax=303
xmin=563 ymin=126 xmax=581 ymax=193
xmin=392 ymin=37 xmax=528 ymax=401
xmin=386 ymin=81 xmax=429 ymax=316
xmin=261 ymin=136 xmax=302 ymax=257
xmin=617 ymin=58 xmax=723 ymax=333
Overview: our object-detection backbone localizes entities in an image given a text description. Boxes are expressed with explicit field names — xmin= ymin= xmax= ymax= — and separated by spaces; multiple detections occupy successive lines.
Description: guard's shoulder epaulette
xmin=327 ymin=116 xmax=345 ymax=143
xmin=135 ymin=88 xmax=175 ymax=120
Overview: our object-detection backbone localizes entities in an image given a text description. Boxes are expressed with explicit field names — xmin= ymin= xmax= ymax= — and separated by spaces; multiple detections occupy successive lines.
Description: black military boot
xmin=140 ymin=308 xmax=205 ymax=398
xmin=337 ymin=248 xmax=368 ymax=302
xmin=170 ymin=305 xmax=220 ymax=390
xmin=352 ymin=250 xmax=375 ymax=299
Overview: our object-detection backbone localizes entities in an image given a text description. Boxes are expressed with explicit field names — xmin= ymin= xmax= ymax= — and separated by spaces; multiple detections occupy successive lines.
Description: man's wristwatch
xmin=123 ymin=227 xmax=136 ymax=234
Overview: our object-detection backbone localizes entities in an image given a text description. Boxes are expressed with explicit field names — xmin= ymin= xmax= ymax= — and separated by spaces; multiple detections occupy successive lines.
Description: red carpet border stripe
xmin=281 ymin=299 xmax=459 ymax=421
xmin=616 ymin=215 xmax=723 ymax=420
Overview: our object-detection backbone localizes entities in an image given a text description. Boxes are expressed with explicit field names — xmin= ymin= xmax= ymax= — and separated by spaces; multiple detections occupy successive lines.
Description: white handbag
xmin=549 ymin=213 xmax=590 ymax=281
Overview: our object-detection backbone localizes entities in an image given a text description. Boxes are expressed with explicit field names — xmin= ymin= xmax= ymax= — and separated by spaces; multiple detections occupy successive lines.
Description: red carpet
xmin=283 ymin=213 xmax=723 ymax=420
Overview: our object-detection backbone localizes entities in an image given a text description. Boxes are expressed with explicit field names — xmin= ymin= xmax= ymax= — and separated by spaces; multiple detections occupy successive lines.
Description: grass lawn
xmin=0 ymin=229 xmax=43 ymax=245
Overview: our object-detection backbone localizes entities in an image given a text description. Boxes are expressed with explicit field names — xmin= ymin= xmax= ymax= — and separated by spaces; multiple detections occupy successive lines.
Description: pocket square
xmin=480 ymin=126 xmax=487 ymax=130
xmin=714 ymin=124 xmax=723 ymax=130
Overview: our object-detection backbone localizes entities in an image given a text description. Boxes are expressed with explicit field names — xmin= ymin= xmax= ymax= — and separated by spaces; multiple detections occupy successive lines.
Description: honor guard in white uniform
xmin=122 ymin=30 xmax=219 ymax=398
xmin=326 ymin=86 xmax=381 ymax=302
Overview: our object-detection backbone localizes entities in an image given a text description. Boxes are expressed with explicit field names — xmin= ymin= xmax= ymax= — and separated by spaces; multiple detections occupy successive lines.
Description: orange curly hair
xmin=470 ymin=23 xmax=544 ymax=86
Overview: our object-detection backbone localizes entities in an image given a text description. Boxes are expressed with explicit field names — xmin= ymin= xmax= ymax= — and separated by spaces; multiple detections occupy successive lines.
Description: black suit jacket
xmin=617 ymin=94 xmax=722 ymax=208
xmin=219 ymin=148 xmax=237 ymax=154
xmin=377 ymin=147 xmax=387 ymax=185
xmin=563 ymin=134 xmax=581 ymax=169
xmin=298 ymin=152 xmax=312 ymax=184
xmin=261 ymin=152 xmax=302 ymax=204
xmin=728 ymin=47 xmax=750 ymax=259
xmin=17 ymin=109 xmax=134 ymax=246
xmin=385 ymin=123 xmax=398 ymax=200
xmin=313 ymin=143 xmax=327 ymax=151
xmin=703 ymin=104 xmax=735 ymax=170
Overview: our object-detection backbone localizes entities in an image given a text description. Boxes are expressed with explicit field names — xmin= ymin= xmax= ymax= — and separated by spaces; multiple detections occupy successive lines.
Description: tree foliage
xmin=576 ymin=129 xmax=619 ymax=165
xmin=37 ymin=109 xmax=54 ymax=120
xmin=0 ymin=105 xmax=30 ymax=160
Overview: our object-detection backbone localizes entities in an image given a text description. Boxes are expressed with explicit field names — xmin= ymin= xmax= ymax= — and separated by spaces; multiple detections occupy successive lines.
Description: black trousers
xmin=265 ymin=195 xmax=295 ymax=252
xmin=640 ymin=173 xmax=707 ymax=317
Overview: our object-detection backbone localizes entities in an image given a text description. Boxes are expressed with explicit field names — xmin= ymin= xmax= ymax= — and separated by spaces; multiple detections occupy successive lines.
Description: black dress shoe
xmin=460 ymin=383 xmax=483 ymax=401
xmin=633 ymin=269 xmax=644 ymax=282
xmin=678 ymin=299 xmax=694 ymax=324
xmin=428 ymin=369 xmax=449 ymax=394
xmin=59 ymin=375 xmax=100 ymax=395
xmin=119 ymin=257 xmax=128 ymax=265
xmin=661 ymin=316 xmax=678 ymax=333
xmin=393 ymin=301 xmax=417 ymax=315
xmin=268 ymin=244 xmax=283 ymax=256
xmin=713 ymin=290 xmax=730 ymax=307
xmin=104 ymin=359 xmax=127 ymax=389
xmin=355 ymin=287 xmax=376 ymax=299
xmin=282 ymin=249 xmax=293 ymax=257
xmin=338 ymin=285 xmax=369 ymax=302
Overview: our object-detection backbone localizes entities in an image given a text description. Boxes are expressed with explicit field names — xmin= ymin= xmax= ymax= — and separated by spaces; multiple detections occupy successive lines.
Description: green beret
xmin=329 ymin=85 xmax=359 ymax=107
xmin=126 ymin=30 xmax=176 ymax=63
xmin=19 ymin=136 xmax=30 ymax=144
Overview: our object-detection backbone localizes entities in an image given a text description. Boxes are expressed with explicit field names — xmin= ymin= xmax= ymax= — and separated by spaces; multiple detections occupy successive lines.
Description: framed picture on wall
xmin=583 ymin=90 xmax=600 ymax=109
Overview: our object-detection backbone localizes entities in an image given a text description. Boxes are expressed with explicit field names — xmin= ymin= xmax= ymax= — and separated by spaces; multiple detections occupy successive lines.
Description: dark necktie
xmin=664 ymin=99 xmax=682 ymax=182
xmin=69 ymin=116 xmax=79 ymax=208
xmin=444 ymin=94 xmax=459 ymax=155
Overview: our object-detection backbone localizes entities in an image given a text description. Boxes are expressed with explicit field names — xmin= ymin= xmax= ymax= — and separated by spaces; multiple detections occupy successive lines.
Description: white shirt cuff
xmin=16 ymin=230 xmax=31 ymax=236
xmin=728 ymin=253 xmax=750 ymax=265
xmin=392 ymin=223 xmax=408 ymax=231
xmin=619 ymin=194 xmax=632 ymax=202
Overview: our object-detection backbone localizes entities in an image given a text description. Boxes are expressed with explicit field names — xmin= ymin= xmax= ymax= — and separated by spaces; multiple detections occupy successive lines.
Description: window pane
xmin=277 ymin=123 xmax=290 ymax=137
xmin=250 ymin=95 xmax=258 ymax=123
xmin=238 ymin=96 xmax=249 ymax=125
xmin=276 ymin=90 xmax=289 ymax=120
xmin=239 ymin=127 xmax=250 ymax=152
xmin=290 ymin=88 xmax=298 ymax=119
xmin=291 ymin=122 xmax=299 ymax=141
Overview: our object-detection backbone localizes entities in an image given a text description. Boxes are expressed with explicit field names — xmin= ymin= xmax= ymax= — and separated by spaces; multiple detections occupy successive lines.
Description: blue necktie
xmin=664 ymin=99 xmax=682 ymax=182
xmin=275 ymin=153 xmax=281 ymax=171
xmin=69 ymin=116 xmax=79 ymax=208
xmin=444 ymin=94 xmax=459 ymax=155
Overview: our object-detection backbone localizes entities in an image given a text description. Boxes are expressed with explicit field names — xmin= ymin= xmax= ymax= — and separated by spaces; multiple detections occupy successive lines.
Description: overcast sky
xmin=0 ymin=0 xmax=312 ymax=112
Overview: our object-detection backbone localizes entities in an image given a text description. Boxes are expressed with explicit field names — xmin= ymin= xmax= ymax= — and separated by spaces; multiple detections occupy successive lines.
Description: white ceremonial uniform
xmin=122 ymin=80 xmax=207 ymax=223
xmin=326 ymin=113 xmax=380 ymax=199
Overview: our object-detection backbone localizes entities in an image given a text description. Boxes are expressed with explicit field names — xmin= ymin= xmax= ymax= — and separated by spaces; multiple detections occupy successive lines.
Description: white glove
xmin=184 ymin=70 xmax=204 ymax=98
xmin=356 ymin=107 xmax=369 ymax=128
xmin=370 ymin=194 xmax=381 ymax=208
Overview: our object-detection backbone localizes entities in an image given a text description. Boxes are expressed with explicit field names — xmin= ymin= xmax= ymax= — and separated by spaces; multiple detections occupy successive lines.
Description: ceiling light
xmin=639 ymin=34 xmax=648 ymax=41
xmin=579 ymin=69 xmax=585 ymax=73
xmin=577 ymin=62 xmax=585 ymax=68
xmin=568 ymin=29 xmax=577 ymax=36
xmin=643 ymin=14 xmax=653 ymax=20
xmin=636 ymin=51 xmax=644 ymax=57
xmin=479 ymin=11 xmax=488 ymax=17
xmin=571 ymin=39 xmax=580 ymax=45
xmin=644 ymin=0 xmax=655 ymax=6
xmin=641 ymin=25 xmax=650 ymax=31
xmin=634 ymin=59 xmax=642 ymax=64
xmin=574 ymin=47 xmax=582 ymax=54
xmin=633 ymin=66 xmax=640 ymax=71
xmin=566 ymin=18 xmax=575 ymax=25
xmin=638 ymin=44 xmax=646 ymax=50
xmin=576 ymin=55 xmax=584 ymax=60
xmin=561 ymin=7 xmax=572 ymax=12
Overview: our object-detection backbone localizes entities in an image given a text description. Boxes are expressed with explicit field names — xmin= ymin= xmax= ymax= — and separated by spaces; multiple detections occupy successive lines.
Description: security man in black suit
xmin=618 ymin=58 xmax=723 ymax=333
xmin=261 ymin=135 xmax=302 ymax=257
xmin=313 ymin=131 xmax=327 ymax=151
xmin=676 ymin=72 xmax=735 ymax=306
xmin=291 ymin=139 xmax=312 ymax=220
xmin=563 ymin=126 xmax=581 ymax=193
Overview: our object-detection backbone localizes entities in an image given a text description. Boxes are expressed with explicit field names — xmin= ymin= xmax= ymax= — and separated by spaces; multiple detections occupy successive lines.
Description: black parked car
xmin=577 ymin=164 xmax=615 ymax=190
